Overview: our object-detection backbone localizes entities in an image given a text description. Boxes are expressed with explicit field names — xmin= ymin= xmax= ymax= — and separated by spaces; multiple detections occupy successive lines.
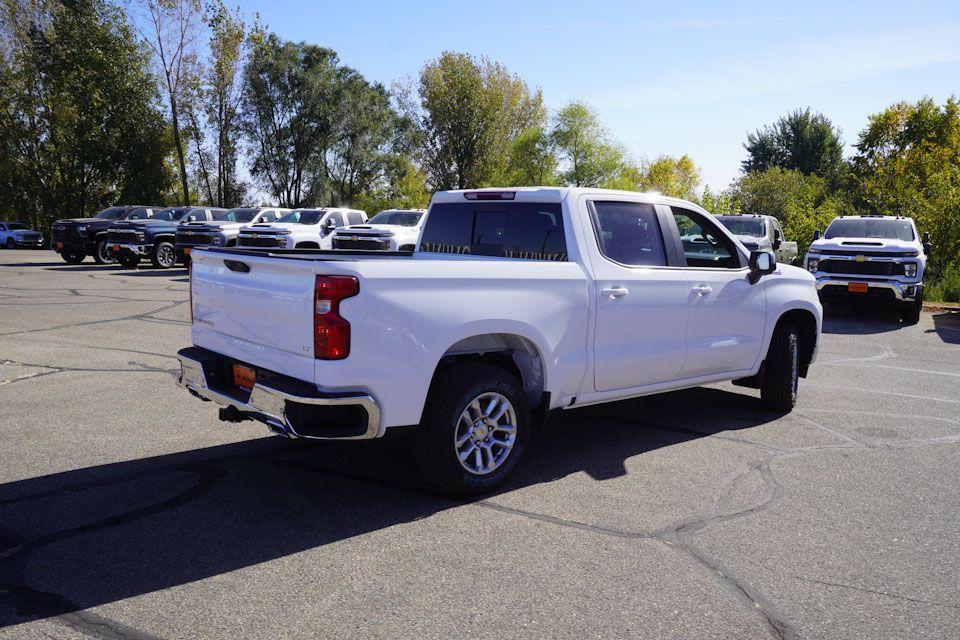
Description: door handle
xmin=601 ymin=286 xmax=629 ymax=299
xmin=692 ymin=285 xmax=712 ymax=296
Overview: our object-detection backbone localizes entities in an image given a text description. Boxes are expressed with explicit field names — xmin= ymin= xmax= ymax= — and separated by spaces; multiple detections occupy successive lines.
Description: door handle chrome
xmin=692 ymin=285 xmax=712 ymax=296
xmin=601 ymin=286 xmax=629 ymax=299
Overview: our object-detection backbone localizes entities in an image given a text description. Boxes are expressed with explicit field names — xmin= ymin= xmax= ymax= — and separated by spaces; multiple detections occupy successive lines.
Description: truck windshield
xmin=215 ymin=208 xmax=258 ymax=222
xmin=825 ymin=219 xmax=914 ymax=241
xmin=7 ymin=223 xmax=27 ymax=230
xmin=153 ymin=208 xmax=188 ymax=221
xmin=93 ymin=208 xmax=127 ymax=219
xmin=277 ymin=210 xmax=324 ymax=225
xmin=420 ymin=202 xmax=567 ymax=261
xmin=367 ymin=211 xmax=423 ymax=226
xmin=716 ymin=217 xmax=764 ymax=237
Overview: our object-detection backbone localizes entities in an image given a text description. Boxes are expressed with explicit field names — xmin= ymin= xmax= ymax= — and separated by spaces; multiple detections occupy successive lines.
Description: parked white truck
xmin=178 ymin=187 xmax=822 ymax=495
xmin=175 ymin=207 xmax=290 ymax=263
xmin=331 ymin=208 xmax=427 ymax=251
xmin=805 ymin=215 xmax=929 ymax=324
xmin=237 ymin=207 xmax=366 ymax=250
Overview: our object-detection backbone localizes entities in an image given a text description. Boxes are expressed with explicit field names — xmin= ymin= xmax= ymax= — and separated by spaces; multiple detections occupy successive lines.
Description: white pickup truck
xmin=331 ymin=208 xmax=427 ymax=251
xmin=237 ymin=207 xmax=367 ymax=250
xmin=179 ymin=187 xmax=822 ymax=496
xmin=805 ymin=215 xmax=929 ymax=324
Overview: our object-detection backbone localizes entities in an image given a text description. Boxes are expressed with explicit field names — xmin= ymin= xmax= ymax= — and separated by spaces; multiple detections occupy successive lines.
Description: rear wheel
xmin=900 ymin=291 xmax=923 ymax=325
xmin=416 ymin=362 xmax=529 ymax=497
xmin=92 ymin=239 xmax=115 ymax=264
xmin=5 ymin=238 xmax=14 ymax=249
xmin=760 ymin=323 xmax=800 ymax=412
xmin=150 ymin=241 xmax=175 ymax=268
xmin=117 ymin=253 xmax=140 ymax=268
xmin=61 ymin=251 xmax=85 ymax=264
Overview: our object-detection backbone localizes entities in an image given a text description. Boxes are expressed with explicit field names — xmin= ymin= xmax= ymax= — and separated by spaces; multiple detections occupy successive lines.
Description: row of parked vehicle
xmin=47 ymin=205 xmax=429 ymax=268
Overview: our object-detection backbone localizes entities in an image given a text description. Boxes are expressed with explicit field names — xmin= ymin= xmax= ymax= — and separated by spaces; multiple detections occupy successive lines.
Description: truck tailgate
xmin=190 ymin=250 xmax=328 ymax=380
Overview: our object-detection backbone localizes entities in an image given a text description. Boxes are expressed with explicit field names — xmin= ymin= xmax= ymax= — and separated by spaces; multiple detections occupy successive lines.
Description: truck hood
xmin=181 ymin=221 xmax=240 ymax=232
xmin=240 ymin=222 xmax=313 ymax=233
xmin=335 ymin=224 xmax=417 ymax=237
xmin=809 ymin=237 xmax=920 ymax=254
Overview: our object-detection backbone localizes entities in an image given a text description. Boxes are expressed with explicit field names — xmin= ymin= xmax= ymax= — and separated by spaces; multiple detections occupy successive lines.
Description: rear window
xmin=420 ymin=202 xmax=567 ymax=261
xmin=825 ymin=218 xmax=914 ymax=241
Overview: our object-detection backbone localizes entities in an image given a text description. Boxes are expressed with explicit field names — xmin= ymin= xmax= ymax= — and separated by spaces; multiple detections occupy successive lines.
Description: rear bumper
xmin=177 ymin=346 xmax=381 ymax=440
xmin=815 ymin=277 xmax=922 ymax=303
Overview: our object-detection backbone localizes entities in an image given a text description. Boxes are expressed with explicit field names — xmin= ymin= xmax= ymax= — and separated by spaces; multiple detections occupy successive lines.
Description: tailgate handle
xmin=223 ymin=259 xmax=250 ymax=273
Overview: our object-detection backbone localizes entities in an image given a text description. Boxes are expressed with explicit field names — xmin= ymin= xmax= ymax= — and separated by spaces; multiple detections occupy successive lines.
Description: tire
xmin=5 ymin=237 xmax=14 ymax=249
xmin=900 ymin=291 xmax=922 ymax=325
xmin=117 ymin=253 xmax=140 ymax=268
xmin=150 ymin=241 xmax=176 ymax=268
xmin=416 ymin=362 xmax=529 ymax=497
xmin=92 ymin=239 xmax=115 ymax=264
xmin=398 ymin=244 xmax=415 ymax=252
xmin=61 ymin=251 xmax=85 ymax=264
xmin=760 ymin=322 xmax=800 ymax=413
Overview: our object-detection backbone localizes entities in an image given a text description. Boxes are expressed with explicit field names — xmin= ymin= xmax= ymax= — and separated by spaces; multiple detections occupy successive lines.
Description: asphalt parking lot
xmin=1 ymin=248 xmax=958 ymax=640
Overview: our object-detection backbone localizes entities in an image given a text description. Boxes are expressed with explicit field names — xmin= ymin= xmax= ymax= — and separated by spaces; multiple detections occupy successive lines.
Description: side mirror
xmin=748 ymin=250 xmax=776 ymax=283
xmin=772 ymin=229 xmax=782 ymax=250
xmin=812 ymin=229 xmax=822 ymax=241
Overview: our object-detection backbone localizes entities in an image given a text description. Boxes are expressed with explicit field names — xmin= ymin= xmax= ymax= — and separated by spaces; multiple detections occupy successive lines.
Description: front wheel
xmin=5 ymin=238 xmax=14 ymax=249
xmin=760 ymin=323 xmax=800 ymax=412
xmin=150 ymin=241 xmax=176 ymax=269
xmin=900 ymin=291 xmax=923 ymax=325
xmin=92 ymin=239 xmax=115 ymax=264
xmin=61 ymin=251 xmax=85 ymax=264
xmin=416 ymin=362 xmax=529 ymax=497
xmin=117 ymin=253 xmax=140 ymax=268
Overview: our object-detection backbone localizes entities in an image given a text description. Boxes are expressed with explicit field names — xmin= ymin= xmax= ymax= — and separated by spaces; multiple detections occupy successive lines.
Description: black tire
xmin=61 ymin=251 xmax=85 ymax=264
xmin=416 ymin=362 xmax=530 ymax=497
xmin=5 ymin=237 xmax=14 ymax=249
xmin=398 ymin=244 xmax=415 ymax=252
xmin=92 ymin=239 xmax=115 ymax=264
xmin=150 ymin=241 xmax=176 ymax=268
xmin=760 ymin=322 xmax=800 ymax=413
xmin=900 ymin=291 xmax=922 ymax=325
xmin=117 ymin=253 xmax=140 ymax=268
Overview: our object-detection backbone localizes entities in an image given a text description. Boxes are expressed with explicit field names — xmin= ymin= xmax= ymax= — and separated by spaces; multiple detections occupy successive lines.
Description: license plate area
xmin=183 ymin=247 xmax=191 ymax=254
xmin=232 ymin=363 xmax=257 ymax=392
xmin=113 ymin=245 xmax=121 ymax=252
xmin=848 ymin=282 xmax=869 ymax=293
xmin=55 ymin=241 xmax=63 ymax=249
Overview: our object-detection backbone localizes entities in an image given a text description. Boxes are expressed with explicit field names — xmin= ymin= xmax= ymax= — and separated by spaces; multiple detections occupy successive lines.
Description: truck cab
xmin=237 ymin=208 xmax=366 ymax=250
xmin=109 ymin=207 xmax=226 ymax=268
xmin=332 ymin=208 xmax=427 ymax=251
xmin=804 ymin=215 xmax=927 ymax=323
xmin=715 ymin=214 xmax=798 ymax=265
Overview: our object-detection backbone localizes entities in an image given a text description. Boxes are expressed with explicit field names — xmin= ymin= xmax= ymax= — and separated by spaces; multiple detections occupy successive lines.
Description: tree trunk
xmin=169 ymin=92 xmax=190 ymax=206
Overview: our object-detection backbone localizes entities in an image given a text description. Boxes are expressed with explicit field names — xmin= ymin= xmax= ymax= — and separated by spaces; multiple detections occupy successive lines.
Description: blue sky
xmin=232 ymin=0 xmax=960 ymax=191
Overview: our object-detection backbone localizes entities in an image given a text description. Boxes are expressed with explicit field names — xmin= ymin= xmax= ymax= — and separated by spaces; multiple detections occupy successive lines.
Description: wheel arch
xmin=773 ymin=308 xmax=818 ymax=377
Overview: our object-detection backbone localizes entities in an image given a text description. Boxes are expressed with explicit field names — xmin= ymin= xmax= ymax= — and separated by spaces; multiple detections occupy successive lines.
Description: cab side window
xmin=672 ymin=207 xmax=741 ymax=269
xmin=325 ymin=212 xmax=345 ymax=230
xmin=347 ymin=211 xmax=365 ymax=225
xmin=590 ymin=201 xmax=667 ymax=267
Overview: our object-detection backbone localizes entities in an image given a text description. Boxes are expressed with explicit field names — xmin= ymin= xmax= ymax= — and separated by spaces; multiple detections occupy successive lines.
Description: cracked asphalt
xmin=1 ymin=248 xmax=959 ymax=640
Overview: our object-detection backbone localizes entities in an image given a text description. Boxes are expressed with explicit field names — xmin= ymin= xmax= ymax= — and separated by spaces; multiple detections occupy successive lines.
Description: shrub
xmin=927 ymin=263 xmax=960 ymax=303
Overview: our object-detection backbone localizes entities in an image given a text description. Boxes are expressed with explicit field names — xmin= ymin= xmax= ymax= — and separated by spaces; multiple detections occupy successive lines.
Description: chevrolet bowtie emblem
xmin=352 ymin=235 xmax=359 ymax=241
xmin=855 ymin=255 xmax=866 ymax=262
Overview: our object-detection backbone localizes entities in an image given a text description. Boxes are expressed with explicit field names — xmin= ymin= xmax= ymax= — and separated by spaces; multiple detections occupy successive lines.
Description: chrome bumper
xmin=115 ymin=243 xmax=151 ymax=255
xmin=815 ymin=277 xmax=922 ymax=301
xmin=177 ymin=349 xmax=381 ymax=440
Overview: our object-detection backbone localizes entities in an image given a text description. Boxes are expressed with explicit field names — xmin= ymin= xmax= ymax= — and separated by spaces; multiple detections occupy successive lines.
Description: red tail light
xmin=463 ymin=191 xmax=515 ymax=200
xmin=314 ymin=275 xmax=359 ymax=360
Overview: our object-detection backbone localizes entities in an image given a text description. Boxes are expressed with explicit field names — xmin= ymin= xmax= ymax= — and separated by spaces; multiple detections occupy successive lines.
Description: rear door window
xmin=420 ymin=202 xmax=567 ymax=260
xmin=347 ymin=211 xmax=365 ymax=225
xmin=590 ymin=201 xmax=667 ymax=266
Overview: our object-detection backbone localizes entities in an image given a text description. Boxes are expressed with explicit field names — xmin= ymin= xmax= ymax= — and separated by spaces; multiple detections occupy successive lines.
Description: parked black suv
xmin=109 ymin=207 xmax=224 ymax=268
xmin=51 ymin=206 xmax=160 ymax=264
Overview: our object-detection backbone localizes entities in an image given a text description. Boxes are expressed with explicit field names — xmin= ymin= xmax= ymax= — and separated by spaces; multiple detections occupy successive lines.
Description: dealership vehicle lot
xmin=1 ymin=249 xmax=959 ymax=639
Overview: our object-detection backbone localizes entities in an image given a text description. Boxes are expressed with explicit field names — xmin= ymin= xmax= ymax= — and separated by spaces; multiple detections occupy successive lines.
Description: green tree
xmin=354 ymin=156 xmax=430 ymax=214
xmin=853 ymin=97 xmax=960 ymax=274
xmin=642 ymin=154 xmax=701 ymax=199
xmin=399 ymin=51 xmax=544 ymax=190
xmin=743 ymin=108 xmax=844 ymax=179
xmin=551 ymin=101 xmax=625 ymax=187
xmin=502 ymin=126 xmax=559 ymax=186
xmin=0 ymin=0 xmax=171 ymax=230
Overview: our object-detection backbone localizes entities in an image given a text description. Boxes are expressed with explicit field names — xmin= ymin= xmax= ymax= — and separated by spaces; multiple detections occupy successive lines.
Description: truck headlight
xmin=807 ymin=258 xmax=819 ymax=273
xmin=77 ymin=225 xmax=87 ymax=232
xmin=904 ymin=262 xmax=917 ymax=278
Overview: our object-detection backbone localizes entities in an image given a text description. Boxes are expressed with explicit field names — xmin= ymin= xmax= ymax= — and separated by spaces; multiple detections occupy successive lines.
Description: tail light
xmin=464 ymin=191 xmax=515 ymax=200
xmin=314 ymin=275 xmax=359 ymax=359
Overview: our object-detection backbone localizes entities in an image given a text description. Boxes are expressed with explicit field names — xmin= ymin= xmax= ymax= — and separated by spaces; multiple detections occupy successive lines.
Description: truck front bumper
xmin=815 ymin=277 xmax=922 ymax=303
xmin=114 ymin=243 xmax=152 ymax=256
xmin=177 ymin=346 xmax=381 ymax=440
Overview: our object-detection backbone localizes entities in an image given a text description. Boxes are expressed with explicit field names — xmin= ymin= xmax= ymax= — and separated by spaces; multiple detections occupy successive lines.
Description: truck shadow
xmin=821 ymin=304 xmax=903 ymax=335
xmin=0 ymin=386 xmax=778 ymax=628
xmin=930 ymin=310 xmax=960 ymax=344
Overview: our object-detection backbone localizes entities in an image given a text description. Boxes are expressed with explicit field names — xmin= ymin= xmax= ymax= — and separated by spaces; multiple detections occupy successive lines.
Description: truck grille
xmin=20 ymin=232 xmax=41 ymax=242
xmin=818 ymin=259 xmax=905 ymax=276
xmin=333 ymin=237 xmax=389 ymax=250
xmin=176 ymin=230 xmax=218 ymax=247
xmin=51 ymin=225 xmax=83 ymax=241
xmin=107 ymin=229 xmax=142 ymax=244
xmin=238 ymin=233 xmax=285 ymax=248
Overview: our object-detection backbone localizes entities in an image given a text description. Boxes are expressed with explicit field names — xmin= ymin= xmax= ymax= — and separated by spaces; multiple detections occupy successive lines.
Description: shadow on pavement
xmin=930 ymin=310 xmax=960 ymax=344
xmin=116 ymin=269 xmax=188 ymax=277
xmin=0 ymin=386 xmax=778 ymax=627
xmin=821 ymin=304 xmax=903 ymax=335
xmin=0 ymin=262 xmax=67 ymax=268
